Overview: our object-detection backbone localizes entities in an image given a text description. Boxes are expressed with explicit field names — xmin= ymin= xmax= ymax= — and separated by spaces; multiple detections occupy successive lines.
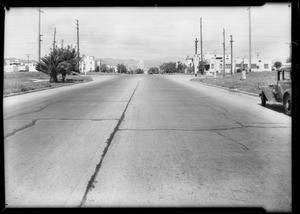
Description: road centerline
xmin=79 ymin=79 xmax=141 ymax=207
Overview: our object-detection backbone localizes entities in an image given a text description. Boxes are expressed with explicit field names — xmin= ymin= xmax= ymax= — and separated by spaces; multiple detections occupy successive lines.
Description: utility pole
xmin=61 ymin=39 xmax=64 ymax=48
xmin=223 ymin=28 xmax=225 ymax=77
xmin=255 ymin=52 xmax=260 ymax=59
xmin=76 ymin=20 xmax=80 ymax=72
xmin=200 ymin=18 xmax=203 ymax=74
xmin=53 ymin=27 xmax=56 ymax=51
xmin=230 ymin=35 xmax=233 ymax=74
xmin=37 ymin=7 xmax=43 ymax=62
xmin=26 ymin=54 xmax=30 ymax=71
xmin=194 ymin=38 xmax=199 ymax=76
xmin=194 ymin=38 xmax=198 ymax=55
xmin=248 ymin=6 xmax=252 ymax=72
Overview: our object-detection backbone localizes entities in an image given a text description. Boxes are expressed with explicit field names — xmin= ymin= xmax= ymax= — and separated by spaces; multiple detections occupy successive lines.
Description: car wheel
xmin=284 ymin=94 xmax=292 ymax=116
xmin=261 ymin=93 xmax=266 ymax=106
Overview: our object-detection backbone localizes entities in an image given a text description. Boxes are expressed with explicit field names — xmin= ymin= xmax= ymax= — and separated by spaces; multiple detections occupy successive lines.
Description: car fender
xmin=260 ymin=86 xmax=276 ymax=103
xmin=283 ymin=89 xmax=291 ymax=101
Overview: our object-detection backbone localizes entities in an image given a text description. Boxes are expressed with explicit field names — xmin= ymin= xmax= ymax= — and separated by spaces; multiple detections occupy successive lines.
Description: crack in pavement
xmin=4 ymin=119 xmax=39 ymax=139
xmin=211 ymin=130 xmax=249 ymax=151
xmin=5 ymin=102 xmax=56 ymax=120
xmin=78 ymin=79 xmax=141 ymax=207
xmin=4 ymin=118 xmax=120 ymax=139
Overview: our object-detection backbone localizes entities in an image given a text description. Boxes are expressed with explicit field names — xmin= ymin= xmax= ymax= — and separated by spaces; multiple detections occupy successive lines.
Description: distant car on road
xmin=259 ymin=66 xmax=292 ymax=116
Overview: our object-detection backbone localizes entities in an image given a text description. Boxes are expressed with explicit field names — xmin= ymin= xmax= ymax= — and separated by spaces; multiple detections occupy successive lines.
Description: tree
xmin=198 ymin=60 xmax=209 ymax=74
xmin=57 ymin=61 xmax=71 ymax=82
xmin=36 ymin=46 xmax=79 ymax=82
xmin=117 ymin=63 xmax=127 ymax=73
xmin=274 ymin=61 xmax=282 ymax=69
xmin=36 ymin=49 xmax=61 ymax=82
xmin=159 ymin=62 xmax=177 ymax=74
xmin=100 ymin=64 xmax=109 ymax=73
xmin=148 ymin=67 xmax=159 ymax=74
xmin=108 ymin=67 xmax=115 ymax=73
xmin=135 ymin=68 xmax=144 ymax=74
xmin=176 ymin=61 xmax=187 ymax=73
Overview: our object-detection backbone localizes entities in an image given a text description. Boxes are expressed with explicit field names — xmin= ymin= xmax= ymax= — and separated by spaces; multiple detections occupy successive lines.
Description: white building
xmin=80 ymin=55 xmax=96 ymax=73
xmin=4 ymin=59 xmax=37 ymax=72
xmin=204 ymin=52 xmax=272 ymax=74
xmin=234 ymin=58 xmax=272 ymax=72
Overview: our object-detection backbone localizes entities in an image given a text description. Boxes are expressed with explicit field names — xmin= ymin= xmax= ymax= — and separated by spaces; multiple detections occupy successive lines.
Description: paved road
xmin=4 ymin=74 xmax=291 ymax=211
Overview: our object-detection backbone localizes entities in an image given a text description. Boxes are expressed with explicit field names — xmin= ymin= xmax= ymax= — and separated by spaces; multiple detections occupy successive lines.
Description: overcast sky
xmin=4 ymin=3 xmax=291 ymax=62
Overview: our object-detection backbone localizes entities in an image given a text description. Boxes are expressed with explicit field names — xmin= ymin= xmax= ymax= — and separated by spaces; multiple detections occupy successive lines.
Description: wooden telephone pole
xmin=223 ymin=28 xmax=225 ymax=77
xmin=195 ymin=38 xmax=198 ymax=55
xmin=37 ymin=7 xmax=43 ymax=62
xmin=230 ymin=35 xmax=233 ymax=74
xmin=248 ymin=7 xmax=252 ymax=72
xmin=53 ymin=27 xmax=56 ymax=51
xmin=200 ymin=18 xmax=203 ymax=74
xmin=76 ymin=20 xmax=80 ymax=72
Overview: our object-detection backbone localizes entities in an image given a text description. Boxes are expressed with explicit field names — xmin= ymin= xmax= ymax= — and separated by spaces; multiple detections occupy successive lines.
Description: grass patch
xmin=191 ymin=71 xmax=277 ymax=94
xmin=4 ymin=72 xmax=93 ymax=95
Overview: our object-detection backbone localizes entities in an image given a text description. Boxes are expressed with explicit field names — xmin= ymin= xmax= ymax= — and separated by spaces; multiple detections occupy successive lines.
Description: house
xmin=203 ymin=52 xmax=272 ymax=74
xmin=234 ymin=58 xmax=272 ymax=72
xmin=184 ymin=55 xmax=194 ymax=73
xmin=4 ymin=59 xmax=37 ymax=72
xmin=80 ymin=55 xmax=95 ymax=73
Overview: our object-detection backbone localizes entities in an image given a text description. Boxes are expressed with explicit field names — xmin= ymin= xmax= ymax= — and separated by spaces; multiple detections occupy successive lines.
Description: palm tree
xmin=36 ymin=46 xmax=79 ymax=82
xmin=36 ymin=49 xmax=61 ymax=82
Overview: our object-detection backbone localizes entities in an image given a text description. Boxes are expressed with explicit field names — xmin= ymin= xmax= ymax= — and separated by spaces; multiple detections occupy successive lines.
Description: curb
xmin=190 ymin=79 xmax=259 ymax=97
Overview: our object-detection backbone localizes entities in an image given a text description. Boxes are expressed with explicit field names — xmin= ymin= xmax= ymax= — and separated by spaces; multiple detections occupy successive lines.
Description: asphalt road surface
xmin=4 ymin=74 xmax=291 ymax=211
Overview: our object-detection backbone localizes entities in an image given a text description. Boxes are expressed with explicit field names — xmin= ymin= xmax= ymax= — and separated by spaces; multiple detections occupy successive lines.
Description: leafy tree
xmin=100 ymin=64 xmax=109 ymax=73
xmin=135 ymin=68 xmax=144 ymax=74
xmin=117 ymin=63 xmax=127 ymax=73
xmin=148 ymin=67 xmax=159 ymax=74
xmin=108 ymin=67 xmax=115 ymax=73
xmin=176 ymin=61 xmax=187 ymax=73
xmin=274 ymin=61 xmax=282 ymax=69
xmin=198 ymin=60 xmax=209 ymax=74
xmin=159 ymin=62 xmax=177 ymax=74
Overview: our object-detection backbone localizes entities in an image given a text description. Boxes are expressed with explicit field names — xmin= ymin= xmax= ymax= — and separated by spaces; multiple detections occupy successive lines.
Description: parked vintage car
xmin=259 ymin=66 xmax=292 ymax=116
